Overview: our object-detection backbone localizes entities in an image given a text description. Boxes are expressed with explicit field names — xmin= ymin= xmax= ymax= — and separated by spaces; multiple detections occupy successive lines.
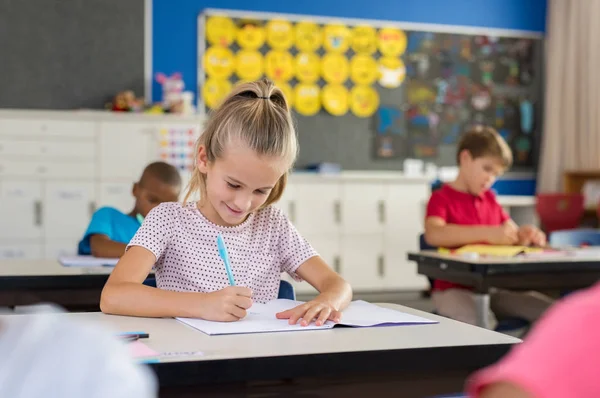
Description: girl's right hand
xmin=199 ymin=286 xmax=253 ymax=322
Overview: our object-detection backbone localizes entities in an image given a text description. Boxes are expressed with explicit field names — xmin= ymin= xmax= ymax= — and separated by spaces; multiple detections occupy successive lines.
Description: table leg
xmin=474 ymin=293 xmax=491 ymax=329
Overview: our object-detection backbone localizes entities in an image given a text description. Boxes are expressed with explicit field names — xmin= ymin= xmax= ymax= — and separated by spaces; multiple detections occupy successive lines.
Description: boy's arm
xmin=89 ymin=234 xmax=127 ymax=258
xmin=424 ymin=216 xmax=498 ymax=248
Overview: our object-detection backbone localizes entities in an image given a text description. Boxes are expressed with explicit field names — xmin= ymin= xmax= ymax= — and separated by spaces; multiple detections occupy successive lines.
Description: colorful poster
xmin=322 ymin=84 xmax=349 ymax=116
xmin=321 ymin=53 xmax=349 ymax=84
xmin=295 ymin=21 xmax=322 ymax=52
xmin=204 ymin=46 xmax=235 ymax=79
xmin=350 ymin=85 xmax=379 ymax=118
xmin=266 ymin=19 xmax=294 ymax=50
xmin=323 ymin=23 xmax=351 ymax=53
xmin=159 ymin=125 xmax=200 ymax=171
xmin=236 ymin=20 xmax=265 ymax=50
xmin=235 ymin=50 xmax=264 ymax=81
xmin=275 ymin=81 xmax=294 ymax=108
xmin=202 ymin=78 xmax=232 ymax=109
xmin=351 ymin=25 xmax=377 ymax=54
xmin=350 ymin=54 xmax=378 ymax=85
xmin=378 ymin=27 xmax=407 ymax=57
xmin=295 ymin=52 xmax=320 ymax=83
xmin=265 ymin=50 xmax=294 ymax=81
xmin=294 ymin=83 xmax=321 ymax=116
xmin=206 ymin=16 xmax=237 ymax=47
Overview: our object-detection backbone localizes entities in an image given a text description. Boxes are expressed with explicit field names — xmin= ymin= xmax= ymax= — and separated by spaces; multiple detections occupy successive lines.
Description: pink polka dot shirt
xmin=127 ymin=202 xmax=318 ymax=303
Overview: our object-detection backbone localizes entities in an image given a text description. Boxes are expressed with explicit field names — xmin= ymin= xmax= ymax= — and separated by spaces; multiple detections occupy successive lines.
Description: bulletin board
xmin=197 ymin=9 xmax=544 ymax=171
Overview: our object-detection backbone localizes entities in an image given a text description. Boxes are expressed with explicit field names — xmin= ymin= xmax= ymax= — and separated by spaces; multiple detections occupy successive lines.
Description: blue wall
xmin=152 ymin=0 xmax=547 ymax=103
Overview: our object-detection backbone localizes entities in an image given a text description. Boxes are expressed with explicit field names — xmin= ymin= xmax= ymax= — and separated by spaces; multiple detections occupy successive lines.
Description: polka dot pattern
xmin=127 ymin=202 xmax=318 ymax=303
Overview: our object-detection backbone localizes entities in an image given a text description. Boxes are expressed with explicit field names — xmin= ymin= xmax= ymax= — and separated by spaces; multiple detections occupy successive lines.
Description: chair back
xmin=278 ymin=280 xmax=296 ymax=300
xmin=536 ymin=193 xmax=584 ymax=234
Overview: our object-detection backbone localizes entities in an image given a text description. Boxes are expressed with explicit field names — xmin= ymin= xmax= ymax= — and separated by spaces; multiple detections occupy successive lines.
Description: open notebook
xmin=176 ymin=299 xmax=437 ymax=336
xmin=59 ymin=255 xmax=119 ymax=267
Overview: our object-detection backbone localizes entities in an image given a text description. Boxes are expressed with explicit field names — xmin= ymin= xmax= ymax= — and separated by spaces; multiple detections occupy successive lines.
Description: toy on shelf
xmin=108 ymin=90 xmax=145 ymax=112
xmin=155 ymin=72 xmax=196 ymax=114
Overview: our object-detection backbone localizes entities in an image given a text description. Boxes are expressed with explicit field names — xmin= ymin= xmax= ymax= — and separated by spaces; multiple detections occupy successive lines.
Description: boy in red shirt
xmin=425 ymin=126 xmax=553 ymax=328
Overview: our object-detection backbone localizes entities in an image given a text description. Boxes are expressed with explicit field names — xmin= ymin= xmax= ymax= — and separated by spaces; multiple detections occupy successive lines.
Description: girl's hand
xmin=275 ymin=298 xmax=342 ymax=327
xmin=199 ymin=286 xmax=253 ymax=322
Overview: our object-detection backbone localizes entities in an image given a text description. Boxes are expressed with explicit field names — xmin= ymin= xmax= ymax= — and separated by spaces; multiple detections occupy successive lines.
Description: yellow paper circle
xmin=203 ymin=78 xmax=232 ymax=109
xmin=235 ymin=50 xmax=263 ymax=81
xmin=204 ymin=46 xmax=235 ymax=79
xmin=266 ymin=19 xmax=294 ymax=50
xmin=265 ymin=50 xmax=294 ymax=82
xmin=295 ymin=52 xmax=320 ymax=83
xmin=236 ymin=21 xmax=265 ymax=50
xmin=295 ymin=21 xmax=322 ymax=52
xmin=350 ymin=54 xmax=378 ymax=85
xmin=378 ymin=57 xmax=406 ymax=88
xmin=323 ymin=24 xmax=351 ymax=53
xmin=275 ymin=81 xmax=294 ymax=108
xmin=206 ymin=16 xmax=237 ymax=47
xmin=322 ymin=84 xmax=349 ymax=116
xmin=321 ymin=53 xmax=349 ymax=84
xmin=378 ymin=27 xmax=407 ymax=57
xmin=294 ymin=83 xmax=321 ymax=116
xmin=351 ymin=25 xmax=377 ymax=54
xmin=350 ymin=85 xmax=379 ymax=118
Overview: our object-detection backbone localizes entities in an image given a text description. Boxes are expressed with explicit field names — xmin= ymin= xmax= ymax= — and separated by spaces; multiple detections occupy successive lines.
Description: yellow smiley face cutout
xmin=350 ymin=54 xmax=378 ymax=85
xmin=321 ymin=53 xmax=349 ymax=84
xmin=236 ymin=21 xmax=265 ymax=50
xmin=323 ymin=24 xmax=351 ymax=53
xmin=274 ymin=81 xmax=294 ymax=108
xmin=204 ymin=46 xmax=235 ymax=79
xmin=322 ymin=84 xmax=349 ymax=116
xmin=266 ymin=19 xmax=294 ymax=50
xmin=295 ymin=52 xmax=320 ymax=83
xmin=235 ymin=50 xmax=264 ymax=82
xmin=295 ymin=21 xmax=322 ymax=52
xmin=294 ymin=83 xmax=321 ymax=116
xmin=206 ymin=16 xmax=236 ymax=47
xmin=350 ymin=85 xmax=380 ymax=118
xmin=203 ymin=78 xmax=232 ymax=109
xmin=378 ymin=57 xmax=406 ymax=88
xmin=378 ymin=27 xmax=407 ymax=57
xmin=265 ymin=50 xmax=294 ymax=82
xmin=351 ymin=25 xmax=377 ymax=54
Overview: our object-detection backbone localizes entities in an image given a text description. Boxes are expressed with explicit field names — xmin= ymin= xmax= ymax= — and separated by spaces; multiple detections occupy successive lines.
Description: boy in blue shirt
xmin=78 ymin=162 xmax=182 ymax=258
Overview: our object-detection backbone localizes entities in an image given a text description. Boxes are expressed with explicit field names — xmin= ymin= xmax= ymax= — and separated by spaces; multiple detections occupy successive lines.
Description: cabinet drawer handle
xmin=378 ymin=255 xmax=385 ymax=277
xmin=34 ymin=200 xmax=42 ymax=226
xmin=89 ymin=201 xmax=96 ymax=216
xmin=334 ymin=201 xmax=341 ymax=224
xmin=289 ymin=201 xmax=296 ymax=224
xmin=378 ymin=200 xmax=386 ymax=223
xmin=333 ymin=255 xmax=341 ymax=274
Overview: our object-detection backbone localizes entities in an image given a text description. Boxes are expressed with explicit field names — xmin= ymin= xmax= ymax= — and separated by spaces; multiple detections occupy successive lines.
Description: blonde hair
xmin=183 ymin=78 xmax=297 ymax=208
xmin=457 ymin=125 xmax=513 ymax=169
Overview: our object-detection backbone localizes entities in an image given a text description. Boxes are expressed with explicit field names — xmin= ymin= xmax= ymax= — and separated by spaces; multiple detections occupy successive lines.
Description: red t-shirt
xmin=425 ymin=184 xmax=510 ymax=291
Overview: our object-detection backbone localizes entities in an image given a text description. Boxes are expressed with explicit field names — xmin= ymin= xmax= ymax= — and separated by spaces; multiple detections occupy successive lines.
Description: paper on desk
xmin=176 ymin=299 xmax=436 ymax=336
xmin=59 ymin=255 xmax=119 ymax=267
xmin=452 ymin=245 xmax=542 ymax=257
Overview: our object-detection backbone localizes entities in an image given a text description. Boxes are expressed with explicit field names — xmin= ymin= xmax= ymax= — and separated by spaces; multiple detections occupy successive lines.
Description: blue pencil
xmin=217 ymin=234 xmax=236 ymax=286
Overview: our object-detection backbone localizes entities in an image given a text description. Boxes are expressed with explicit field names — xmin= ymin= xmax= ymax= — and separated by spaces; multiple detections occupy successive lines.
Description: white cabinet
xmin=340 ymin=235 xmax=383 ymax=291
xmin=43 ymin=182 xmax=95 ymax=239
xmin=0 ymin=242 xmax=43 ymax=260
xmin=0 ymin=180 xmax=43 ymax=239
xmin=341 ymin=182 xmax=386 ymax=235
xmin=44 ymin=239 xmax=79 ymax=258
xmin=97 ymin=182 xmax=134 ymax=212
xmin=98 ymin=122 xmax=159 ymax=180
xmin=291 ymin=181 xmax=340 ymax=236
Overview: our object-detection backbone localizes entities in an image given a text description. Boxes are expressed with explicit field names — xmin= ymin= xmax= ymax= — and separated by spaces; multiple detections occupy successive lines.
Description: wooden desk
xmin=0 ymin=260 xmax=113 ymax=310
xmin=408 ymin=250 xmax=600 ymax=328
xmin=12 ymin=306 xmax=518 ymax=398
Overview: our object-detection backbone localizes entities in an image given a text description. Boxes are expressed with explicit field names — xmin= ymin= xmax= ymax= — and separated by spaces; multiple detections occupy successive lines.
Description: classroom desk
xmin=5 ymin=305 xmax=519 ymax=398
xmin=408 ymin=250 xmax=600 ymax=328
xmin=0 ymin=260 xmax=115 ymax=311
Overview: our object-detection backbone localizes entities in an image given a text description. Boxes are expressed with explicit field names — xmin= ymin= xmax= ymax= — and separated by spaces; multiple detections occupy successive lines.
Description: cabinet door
xmin=385 ymin=183 xmax=429 ymax=235
xmin=0 ymin=242 xmax=43 ymax=260
xmin=339 ymin=235 xmax=383 ymax=292
xmin=44 ymin=239 xmax=79 ymax=259
xmin=340 ymin=182 xmax=386 ymax=235
xmin=97 ymin=182 xmax=134 ymax=212
xmin=292 ymin=182 xmax=341 ymax=236
xmin=383 ymin=236 xmax=428 ymax=291
xmin=273 ymin=184 xmax=295 ymax=221
xmin=98 ymin=122 xmax=158 ymax=180
xmin=43 ymin=182 xmax=95 ymax=239
xmin=0 ymin=180 xmax=43 ymax=239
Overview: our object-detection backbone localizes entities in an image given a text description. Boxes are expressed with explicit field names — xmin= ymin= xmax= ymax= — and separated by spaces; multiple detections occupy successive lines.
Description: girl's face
xmin=197 ymin=141 xmax=287 ymax=227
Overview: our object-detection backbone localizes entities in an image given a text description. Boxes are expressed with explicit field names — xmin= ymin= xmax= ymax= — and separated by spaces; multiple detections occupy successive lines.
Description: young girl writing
xmin=101 ymin=79 xmax=352 ymax=326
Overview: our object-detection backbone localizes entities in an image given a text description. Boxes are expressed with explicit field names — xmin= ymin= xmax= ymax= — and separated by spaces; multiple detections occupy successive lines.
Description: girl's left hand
xmin=276 ymin=299 xmax=342 ymax=327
